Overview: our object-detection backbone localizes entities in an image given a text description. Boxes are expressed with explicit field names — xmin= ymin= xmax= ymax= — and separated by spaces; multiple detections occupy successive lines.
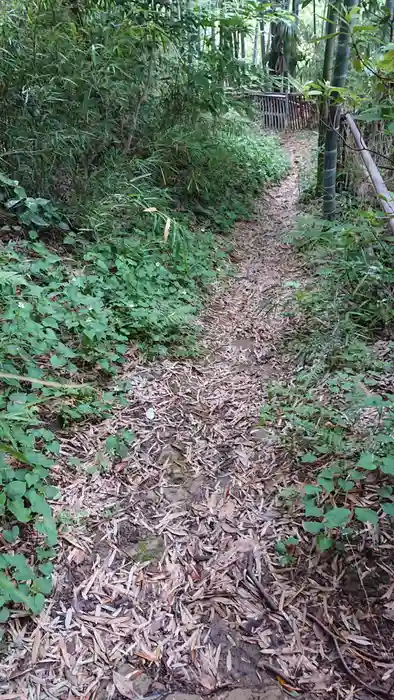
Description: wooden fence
xmin=243 ymin=91 xmax=317 ymax=131
xmin=243 ymin=90 xmax=394 ymax=229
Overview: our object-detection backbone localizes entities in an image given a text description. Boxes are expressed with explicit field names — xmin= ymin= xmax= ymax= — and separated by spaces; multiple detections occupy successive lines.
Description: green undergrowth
xmin=261 ymin=209 xmax=394 ymax=556
xmin=0 ymin=117 xmax=287 ymax=623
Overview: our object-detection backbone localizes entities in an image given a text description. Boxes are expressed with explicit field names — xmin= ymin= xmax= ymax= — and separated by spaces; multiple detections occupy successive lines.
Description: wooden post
xmin=346 ymin=114 xmax=394 ymax=234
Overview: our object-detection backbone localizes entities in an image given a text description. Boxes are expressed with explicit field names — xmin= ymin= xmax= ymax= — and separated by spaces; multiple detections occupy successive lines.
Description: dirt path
xmin=1 ymin=135 xmax=312 ymax=700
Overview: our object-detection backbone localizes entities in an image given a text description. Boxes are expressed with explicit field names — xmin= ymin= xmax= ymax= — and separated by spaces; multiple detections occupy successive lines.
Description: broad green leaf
xmin=121 ymin=430 xmax=134 ymax=444
xmin=50 ymin=354 xmax=66 ymax=368
xmin=43 ymin=485 xmax=59 ymax=499
xmin=355 ymin=507 xmax=378 ymax=526
xmin=303 ymin=520 xmax=324 ymax=534
xmin=301 ymin=452 xmax=317 ymax=463
xmin=324 ymin=507 xmax=351 ymax=529
xmin=0 ymin=606 xmax=10 ymax=622
xmin=357 ymin=452 xmax=377 ymax=471
xmin=105 ymin=435 xmax=118 ymax=452
xmin=304 ymin=484 xmax=322 ymax=495
xmin=275 ymin=541 xmax=286 ymax=554
xmin=382 ymin=502 xmax=394 ymax=516
xmin=5 ymin=480 xmax=26 ymax=498
xmin=381 ymin=456 xmax=394 ymax=475
xmin=349 ymin=469 xmax=366 ymax=481
xmin=25 ymin=472 xmax=41 ymax=487
xmin=316 ymin=535 xmax=333 ymax=552
xmin=338 ymin=478 xmax=355 ymax=492
xmin=14 ymin=186 xmax=27 ymax=199
xmin=317 ymin=476 xmax=334 ymax=493
xmin=304 ymin=501 xmax=324 ymax=517
xmin=38 ymin=562 xmax=54 ymax=576
xmin=8 ymin=498 xmax=31 ymax=523
xmin=0 ymin=172 xmax=18 ymax=186
xmin=13 ymin=561 xmax=35 ymax=581
xmin=378 ymin=486 xmax=393 ymax=498
xmin=29 ymin=593 xmax=45 ymax=614
xmin=36 ymin=547 xmax=56 ymax=561
xmin=26 ymin=489 xmax=51 ymax=517
xmin=33 ymin=576 xmax=52 ymax=595
xmin=35 ymin=517 xmax=58 ymax=545
xmin=0 ymin=573 xmax=31 ymax=607
xmin=30 ymin=213 xmax=48 ymax=227
xmin=2 ymin=526 xmax=20 ymax=543
xmin=320 ymin=466 xmax=340 ymax=478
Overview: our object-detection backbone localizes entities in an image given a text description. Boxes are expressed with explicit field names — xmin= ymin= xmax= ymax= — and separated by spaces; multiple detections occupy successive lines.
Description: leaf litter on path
xmin=2 ymin=134 xmax=392 ymax=700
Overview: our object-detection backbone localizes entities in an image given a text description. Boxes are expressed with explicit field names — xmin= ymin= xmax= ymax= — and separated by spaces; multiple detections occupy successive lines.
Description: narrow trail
xmin=2 ymin=136 xmax=313 ymax=700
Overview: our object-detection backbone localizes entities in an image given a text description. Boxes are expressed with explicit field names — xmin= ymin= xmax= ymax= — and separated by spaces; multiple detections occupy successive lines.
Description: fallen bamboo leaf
xmin=112 ymin=671 xmax=136 ymax=700
xmin=163 ymin=217 xmax=171 ymax=242
xmin=0 ymin=371 xmax=89 ymax=390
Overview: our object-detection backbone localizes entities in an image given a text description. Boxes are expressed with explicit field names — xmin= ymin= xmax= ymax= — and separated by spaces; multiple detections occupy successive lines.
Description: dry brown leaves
xmin=1 ymin=134 xmax=393 ymax=700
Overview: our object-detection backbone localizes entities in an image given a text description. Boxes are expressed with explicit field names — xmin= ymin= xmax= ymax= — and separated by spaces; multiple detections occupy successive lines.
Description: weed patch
xmin=0 ymin=0 xmax=289 ymax=627
xmin=262 ymin=211 xmax=394 ymax=553
xmin=0 ymin=121 xmax=287 ymax=624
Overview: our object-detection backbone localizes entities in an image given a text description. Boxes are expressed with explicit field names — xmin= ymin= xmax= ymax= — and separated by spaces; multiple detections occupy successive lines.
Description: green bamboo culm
xmin=385 ymin=0 xmax=394 ymax=41
xmin=316 ymin=0 xmax=337 ymax=196
xmin=323 ymin=0 xmax=359 ymax=219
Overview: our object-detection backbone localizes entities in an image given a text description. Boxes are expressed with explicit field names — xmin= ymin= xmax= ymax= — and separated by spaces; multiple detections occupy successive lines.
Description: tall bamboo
xmin=240 ymin=32 xmax=246 ymax=58
xmin=253 ymin=20 xmax=259 ymax=64
xmin=260 ymin=20 xmax=266 ymax=64
xmin=323 ymin=0 xmax=358 ymax=218
xmin=211 ymin=0 xmax=216 ymax=48
xmin=316 ymin=1 xmax=337 ymax=194
xmin=385 ymin=0 xmax=394 ymax=41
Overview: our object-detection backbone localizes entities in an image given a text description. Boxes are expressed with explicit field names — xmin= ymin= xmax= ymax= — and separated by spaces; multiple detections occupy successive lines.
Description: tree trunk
xmin=385 ymin=0 xmax=394 ymax=41
xmin=260 ymin=20 xmax=266 ymax=64
xmin=323 ymin=0 xmax=358 ymax=219
xmin=219 ymin=0 xmax=224 ymax=50
xmin=233 ymin=31 xmax=239 ymax=58
xmin=253 ymin=20 xmax=259 ymax=64
xmin=211 ymin=0 xmax=216 ymax=48
xmin=268 ymin=21 xmax=281 ymax=75
xmin=240 ymin=32 xmax=246 ymax=58
xmin=313 ymin=0 xmax=316 ymax=34
xmin=316 ymin=0 xmax=337 ymax=194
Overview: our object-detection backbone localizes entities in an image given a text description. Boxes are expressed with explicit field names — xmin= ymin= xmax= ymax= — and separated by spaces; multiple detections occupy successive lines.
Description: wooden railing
xmin=242 ymin=91 xmax=318 ymax=131
xmin=338 ymin=114 xmax=394 ymax=234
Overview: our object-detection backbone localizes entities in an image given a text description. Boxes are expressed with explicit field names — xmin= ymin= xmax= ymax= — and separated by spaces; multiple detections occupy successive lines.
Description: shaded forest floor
xmin=2 ymin=134 xmax=393 ymax=700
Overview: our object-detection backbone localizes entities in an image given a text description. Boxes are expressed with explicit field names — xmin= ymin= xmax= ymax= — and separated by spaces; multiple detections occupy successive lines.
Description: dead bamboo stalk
xmin=346 ymin=113 xmax=394 ymax=233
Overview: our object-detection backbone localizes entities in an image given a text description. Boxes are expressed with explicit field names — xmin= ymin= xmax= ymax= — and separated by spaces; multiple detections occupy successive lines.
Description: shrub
xmin=0 ymin=0 xmax=289 ymax=623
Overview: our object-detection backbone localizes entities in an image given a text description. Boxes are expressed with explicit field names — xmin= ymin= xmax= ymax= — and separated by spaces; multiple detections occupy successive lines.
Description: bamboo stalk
xmin=346 ymin=114 xmax=394 ymax=233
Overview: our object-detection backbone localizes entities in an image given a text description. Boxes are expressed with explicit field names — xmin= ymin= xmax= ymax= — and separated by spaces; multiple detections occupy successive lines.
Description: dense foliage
xmin=263 ymin=208 xmax=394 ymax=552
xmin=0 ymin=0 xmax=288 ymax=622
